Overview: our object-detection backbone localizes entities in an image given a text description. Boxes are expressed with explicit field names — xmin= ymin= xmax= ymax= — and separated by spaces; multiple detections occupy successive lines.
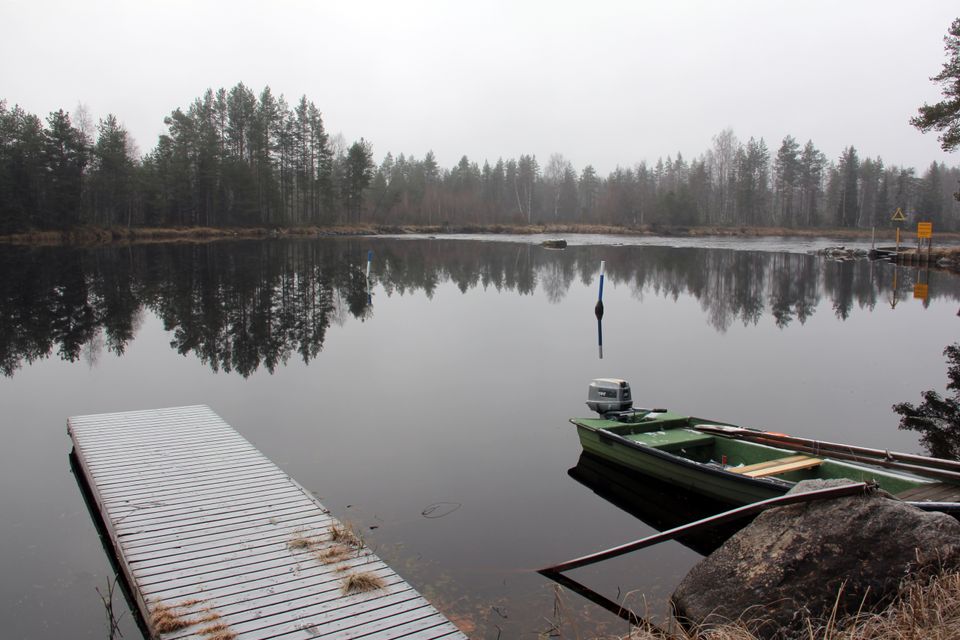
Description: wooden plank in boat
xmin=730 ymin=455 xmax=822 ymax=478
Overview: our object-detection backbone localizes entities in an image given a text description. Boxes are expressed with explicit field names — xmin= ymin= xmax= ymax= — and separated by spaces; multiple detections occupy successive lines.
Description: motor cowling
xmin=586 ymin=378 xmax=632 ymax=415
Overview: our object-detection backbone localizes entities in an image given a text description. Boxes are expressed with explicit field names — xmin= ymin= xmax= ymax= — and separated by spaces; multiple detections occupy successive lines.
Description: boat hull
xmin=575 ymin=422 xmax=789 ymax=505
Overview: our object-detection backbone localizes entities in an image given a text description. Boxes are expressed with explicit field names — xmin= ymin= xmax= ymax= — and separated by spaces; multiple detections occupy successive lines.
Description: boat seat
xmin=729 ymin=454 xmax=822 ymax=478
xmin=628 ymin=429 xmax=714 ymax=452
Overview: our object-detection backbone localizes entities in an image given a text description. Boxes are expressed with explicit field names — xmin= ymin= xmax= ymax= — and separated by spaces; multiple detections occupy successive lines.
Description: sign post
xmin=917 ymin=222 xmax=933 ymax=264
xmin=891 ymin=208 xmax=905 ymax=251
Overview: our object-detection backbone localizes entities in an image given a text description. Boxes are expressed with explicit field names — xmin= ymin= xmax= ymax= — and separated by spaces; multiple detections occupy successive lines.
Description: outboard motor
xmin=586 ymin=378 xmax=632 ymax=415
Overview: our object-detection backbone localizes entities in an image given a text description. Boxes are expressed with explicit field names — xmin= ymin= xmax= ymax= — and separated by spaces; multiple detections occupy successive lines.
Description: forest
xmin=1 ymin=83 xmax=959 ymax=235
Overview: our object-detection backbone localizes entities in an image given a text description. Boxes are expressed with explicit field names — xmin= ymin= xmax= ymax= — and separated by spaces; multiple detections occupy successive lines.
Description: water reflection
xmin=68 ymin=450 xmax=147 ymax=638
xmin=568 ymin=453 xmax=747 ymax=556
xmin=1 ymin=239 xmax=958 ymax=378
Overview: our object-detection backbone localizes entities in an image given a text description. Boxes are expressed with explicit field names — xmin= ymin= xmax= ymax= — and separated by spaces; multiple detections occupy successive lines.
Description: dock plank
xmin=69 ymin=405 xmax=466 ymax=640
xmin=141 ymin=552 xmax=382 ymax=601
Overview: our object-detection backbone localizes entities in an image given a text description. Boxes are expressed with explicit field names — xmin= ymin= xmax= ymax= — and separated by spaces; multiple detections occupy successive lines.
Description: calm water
xmin=1 ymin=236 xmax=958 ymax=639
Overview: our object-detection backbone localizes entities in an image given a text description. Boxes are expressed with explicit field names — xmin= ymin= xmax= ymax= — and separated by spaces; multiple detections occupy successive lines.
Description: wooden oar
xmin=751 ymin=437 xmax=960 ymax=483
xmin=694 ymin=423 xmax=960 ymax=480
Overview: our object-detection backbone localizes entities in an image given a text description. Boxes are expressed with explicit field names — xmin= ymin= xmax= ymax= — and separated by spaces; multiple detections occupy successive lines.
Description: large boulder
xmin=671 ymin=479 xmax=960 ymax=638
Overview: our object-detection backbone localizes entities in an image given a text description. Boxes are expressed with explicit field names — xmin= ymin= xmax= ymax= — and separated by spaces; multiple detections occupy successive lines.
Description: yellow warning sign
xmin=918 ymin=222 xmax=933 ymax=239
xmin=914 ymin=284 xmax=929 ymax=300
xmin=891 ymin=208 xmax=906 ymax=221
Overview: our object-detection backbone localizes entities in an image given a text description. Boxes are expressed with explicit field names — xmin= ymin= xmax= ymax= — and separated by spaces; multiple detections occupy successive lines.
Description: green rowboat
xmin=572 ymin=379 xmax=960 ymax=514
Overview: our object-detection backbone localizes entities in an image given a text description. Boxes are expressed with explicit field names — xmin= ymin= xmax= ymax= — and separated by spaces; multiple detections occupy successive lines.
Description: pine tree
xmin=893 ymin=343 xmax=960 ymax=460
xmin=912 ymin=18 xmax=960 ymax=153
xmin=90 ymin=115 xmax=134 ymax=226
xmin=578 ymin=165 xmax=599 ymax=219
xmin=798 ymin=140 xmax=826 ymax=226
xmin=919 ymin=162 xmax=945 ymax=227
xmin=343 ymin=139 xmax=373 ymax=222
xmin=836 ymin=146 xmax=860 ymax=227
xmin=774 ymin=135 xmax=800 ymax=227
xmin=44 ymin=109 xmax=87 ymax=229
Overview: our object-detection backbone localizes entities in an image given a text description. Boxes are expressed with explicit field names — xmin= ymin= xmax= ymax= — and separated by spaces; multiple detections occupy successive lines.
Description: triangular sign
xmin=891 ymin=207 xmax=906 ymax=221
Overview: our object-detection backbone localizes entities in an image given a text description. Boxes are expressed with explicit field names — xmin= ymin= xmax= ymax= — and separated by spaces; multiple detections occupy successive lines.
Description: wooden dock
xmin=68 ymin=405 xmax=467 ymax=640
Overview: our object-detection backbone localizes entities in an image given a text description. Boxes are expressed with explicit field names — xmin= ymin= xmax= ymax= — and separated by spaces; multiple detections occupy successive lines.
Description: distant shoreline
xmin=5 ymin=223 xmax=959 ymax=246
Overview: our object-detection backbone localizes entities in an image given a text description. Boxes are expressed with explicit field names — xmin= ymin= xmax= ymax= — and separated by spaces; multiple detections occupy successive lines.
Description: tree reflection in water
xmin=1 ymin=238 xmax=958 ymax=378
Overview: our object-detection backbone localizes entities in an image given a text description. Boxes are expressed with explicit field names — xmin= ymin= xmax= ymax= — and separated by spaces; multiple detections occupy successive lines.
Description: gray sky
xmin=2 ymin=0 xmax=957 ymax=174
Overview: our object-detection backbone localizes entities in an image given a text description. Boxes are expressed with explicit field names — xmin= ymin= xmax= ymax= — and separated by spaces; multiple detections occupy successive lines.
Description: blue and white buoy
xmin=595 ymin=260 xmax=605 ymax=319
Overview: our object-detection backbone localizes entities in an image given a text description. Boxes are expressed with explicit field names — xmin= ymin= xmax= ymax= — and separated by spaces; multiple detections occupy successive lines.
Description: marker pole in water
xmin=595 ymin=260 xmax=605 ymax=319
xmin=366 ymin=250 xmax=373 ymax=304
xmin=597 ymin=316 xmax=603 ymax=360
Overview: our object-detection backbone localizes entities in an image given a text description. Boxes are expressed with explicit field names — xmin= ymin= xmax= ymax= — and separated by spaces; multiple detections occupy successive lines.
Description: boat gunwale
xmin=572 ymin=419 xmax=795 ymax=493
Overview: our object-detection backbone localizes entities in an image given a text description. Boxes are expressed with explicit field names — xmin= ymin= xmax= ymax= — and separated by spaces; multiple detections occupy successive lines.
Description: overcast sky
xmin=2 ymin=0 xmax=957 ymax=174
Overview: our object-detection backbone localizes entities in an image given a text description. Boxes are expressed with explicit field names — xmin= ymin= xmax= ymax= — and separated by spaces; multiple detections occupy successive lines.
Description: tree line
xmin=2 ymin=83 xmax=959 ymax=234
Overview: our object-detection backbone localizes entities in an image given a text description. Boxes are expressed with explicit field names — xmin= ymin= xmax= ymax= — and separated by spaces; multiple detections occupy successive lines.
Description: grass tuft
xmin=316 ymin=543 xmax=353 ymax=565
xmin=196 ymin=611 xmax=223 ymax=624
xmin=175 ymin=598 xmax=203 ymax=608
xmin=329 ymin=522 xmax=361 ymax=548
xmin=150 ymin=602 xmax=198 ymax=633
xmin=149 ymin=599 xmax=234 ymax=636
xmin=198 ymin=622 xmax=237 ymax=640
xmin=288 ymin=535 xmax=318 ymax=550
xmin=342 ymin=571 xmax=386 ymax=595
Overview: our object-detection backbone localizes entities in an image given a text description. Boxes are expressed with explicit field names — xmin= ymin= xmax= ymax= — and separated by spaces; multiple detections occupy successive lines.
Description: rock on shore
xmin=671 ymin=479 xmax=960 ymax=638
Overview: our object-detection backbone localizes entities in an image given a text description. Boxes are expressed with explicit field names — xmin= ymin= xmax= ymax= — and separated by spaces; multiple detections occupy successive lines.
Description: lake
xmin=1 ymin=235 xmax=958 ymax=639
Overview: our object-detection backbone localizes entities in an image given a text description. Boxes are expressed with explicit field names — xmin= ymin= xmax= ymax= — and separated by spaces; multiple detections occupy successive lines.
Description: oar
xmin=750 ymin=438 xmax=960 ymax=483
xmin=694 ymin=423 xmax=960 ymax=478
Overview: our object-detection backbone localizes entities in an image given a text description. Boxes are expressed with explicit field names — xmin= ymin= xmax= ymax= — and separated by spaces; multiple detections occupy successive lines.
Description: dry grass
xmin=287 ymin=532 xmax=320 ymax=550
xmin=0 ymin=224 xmax=375 ymax=246
xmin=342 ymin=571 xmax=386 ymax=595
xmin=841 ymin=572 xmax=960 ymax=640
xmin=329 ymin=522 xmax=362 ymax=548
xmin=150 ymin=601 xmax=201 ymax=633
xmin=196 ymin=611 xmax=224 ymax=624
xmin=609 ymin=571 xmax=960 ymax=640
xmin=149 ymin=599 xmax=236 ymax=637
xmin=197 ymin=622 xmax=238 ymax=640
xmin=316 ymin=543 xmax=353 ymax=565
